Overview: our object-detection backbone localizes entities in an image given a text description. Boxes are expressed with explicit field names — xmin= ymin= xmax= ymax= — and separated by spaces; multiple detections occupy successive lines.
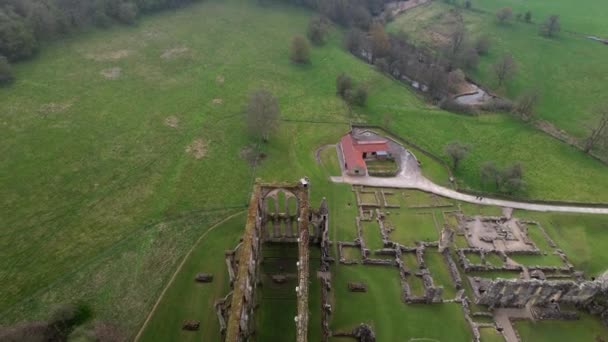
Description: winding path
xmin=330 ymin=138 xmax=608 ymax=214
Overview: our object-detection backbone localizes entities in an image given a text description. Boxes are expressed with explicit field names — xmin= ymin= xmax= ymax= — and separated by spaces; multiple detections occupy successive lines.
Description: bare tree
xmin=445 ymin=141 xmax=470 ymax=170
xmin=514 ymin=89 xmax=540 ymax=121
xmin=449 ymin=26 xmax=466 ymax=57
xmin=496 ymin=7 xmax=513 ymax=24
xmin=246 ymin=90 xmax=280 ymax=142
xmin=584 ymin=107 xmax=608 ymax=153
xmin=540 ymin=15 xmax=561 ymax=37
xmin=493 ymin=54 xmax=516 ymax=87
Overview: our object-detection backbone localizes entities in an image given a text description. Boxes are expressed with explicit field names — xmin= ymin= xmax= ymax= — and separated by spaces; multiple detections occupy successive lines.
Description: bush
xmin=474 ymin=35 xmax=491 ymax=55
xmin=344 ymin=28 xmax=366 ymax=54
xmin=0 ymin=8 xmax=38 ymax=61
xmin=336 ymin=73 xmax=353 ymax=97
xmin=116 ymin=2 xmax=138 ymax=25
xmin=290 ymin=35 xmax=310 ymax=64
xmin=345 ymin=86 xmax=368 ymax=107
xmin=307 ymin=16 xmax=329 ymax=45
xmin=0 ymin=56 xmax=14 ymax=86
xmin=479 ymin=98 xmax=514 ymax=112
xmin=374 ymin=58 xmax=389 ymax=73
xmin=439 ymin=98 xmax=476 ymax=115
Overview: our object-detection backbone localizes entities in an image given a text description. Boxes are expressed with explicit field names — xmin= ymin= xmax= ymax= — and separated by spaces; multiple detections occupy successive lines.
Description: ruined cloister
xmin=211 ymin=180 xmax=608 ymax=342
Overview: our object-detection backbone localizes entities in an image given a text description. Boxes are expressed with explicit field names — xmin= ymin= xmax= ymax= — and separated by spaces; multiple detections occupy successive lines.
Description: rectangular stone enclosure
xmin=220 ymin=179 xmax=330 ymax=342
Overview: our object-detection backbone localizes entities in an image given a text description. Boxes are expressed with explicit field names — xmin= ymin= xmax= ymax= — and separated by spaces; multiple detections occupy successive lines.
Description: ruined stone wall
xmin=224 ymin=183 xmax=263 ymax=342
xmin=475 ymin=278 xmax=607 ymax=309
xmin=222 ymin=180 xmax=325 ymax=342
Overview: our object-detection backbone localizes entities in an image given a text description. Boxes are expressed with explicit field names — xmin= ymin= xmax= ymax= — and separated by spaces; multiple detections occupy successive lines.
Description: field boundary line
xmin=133 ymin=210 xmax=246 ymax=341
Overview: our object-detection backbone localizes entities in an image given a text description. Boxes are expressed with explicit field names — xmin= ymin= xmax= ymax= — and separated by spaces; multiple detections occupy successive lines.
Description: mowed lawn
xmin=1 ymin=0 xmax=608 ymax=336
xmin=388 ymin=2 xmax=608 ymax=138
xmin=138 ymin=212 xmax=246 ymax=342
xmin=515 ymin=210 xmax=608 ymax=277
xmin=331 ymin=264 xmax=472 ymax=341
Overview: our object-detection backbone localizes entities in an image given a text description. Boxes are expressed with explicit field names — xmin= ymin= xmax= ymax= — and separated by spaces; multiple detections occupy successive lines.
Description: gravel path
xmin=331 ymin=174 xmax=608 ymax=214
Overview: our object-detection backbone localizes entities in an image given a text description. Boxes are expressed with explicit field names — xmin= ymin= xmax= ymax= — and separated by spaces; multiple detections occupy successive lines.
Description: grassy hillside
xmin=387 ymin=2 xmax=608 ymax=138
xmin=470 ymin=0 xmax=608 ymax=36
xmin=1 ymin=0 xmax=608 ymax=337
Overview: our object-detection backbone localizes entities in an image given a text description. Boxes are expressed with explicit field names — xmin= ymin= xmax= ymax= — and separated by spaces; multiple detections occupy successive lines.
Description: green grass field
xmin=1 ymin=0 xmax=608 ymax=338
xmin=388 ymin=2 xmax=608 ymax=138
xmin=469 ymin=0 xmax=608 ymax=36
xmin=515 ymin=211 xmax=608 ymax=277
xmin=515 ymin=313 xmax=608 ymax=341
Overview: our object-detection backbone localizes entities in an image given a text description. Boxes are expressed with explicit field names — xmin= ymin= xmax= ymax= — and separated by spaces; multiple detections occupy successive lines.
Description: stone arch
xmin=263 ymin=188 xmax=299 ymax=216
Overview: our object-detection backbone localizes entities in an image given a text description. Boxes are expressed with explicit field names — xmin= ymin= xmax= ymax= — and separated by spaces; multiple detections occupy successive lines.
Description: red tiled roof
xmin=340 ymin=134 xmax=366 ymax=170
xmin=340 ymin=133 xmax=390 ymax=172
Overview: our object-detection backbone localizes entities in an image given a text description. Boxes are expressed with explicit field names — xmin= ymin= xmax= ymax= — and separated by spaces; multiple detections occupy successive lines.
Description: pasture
xmin=388 ymin=1 xmax=608 ymax=138
xmin=1 ymin=0 xmax=608 ymax=339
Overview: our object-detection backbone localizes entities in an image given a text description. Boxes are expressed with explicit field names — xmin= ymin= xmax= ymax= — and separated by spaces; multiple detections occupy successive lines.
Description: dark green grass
xmin=485 ymin=253 xmax=504 ymax=267
xmin=510 ymin=254 xmax=565 ymax=267
xmin=386 ymin=210 xmax=438 ymax=246
xmin=515 ymin=313 xmax=608 ymax=342
xmin=138 ymin=212 xmax=245 ymax=341
xmin=331 ymin=264 xmax=472 ymax=340
xmin=425 ymin=251 xmax=458 ymax=298
xmin=514 ymin=211 xmax=608 ymax=277
xmin=479 ymin=326 xmax=505 ymax=342
xmin=361 ymin=221 xmax=384 ymax=251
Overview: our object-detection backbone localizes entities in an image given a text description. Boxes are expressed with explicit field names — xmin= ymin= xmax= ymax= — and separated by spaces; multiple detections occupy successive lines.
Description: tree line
xmin=0 ymin=0 xmax=206 ymax=86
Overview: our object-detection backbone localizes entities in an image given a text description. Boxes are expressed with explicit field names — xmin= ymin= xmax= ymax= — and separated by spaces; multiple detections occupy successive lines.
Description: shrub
xmin=475 ymin=35 xmax=491 ymax=55
xmin=290 ymin=35 xmax=310 ymax=64
xmin=479 ymin=98 xmax=514 ymax=112
xmin=374 ymin=58 xmax=389 ymax=74
xmin=307 ymin=16 xmax=329 ymax=46
xmin=344 ymin=28 xmax=366 ymax=54
xmin=116 ymin=2 xmax=138 ymax=25
xmin=336 ymin=73 xmax=353 ymax=97
xmin=0 ymin=56 xmax=14 ymax=86
xmin=496 ymin=7 xmax=513 ymax=24
xmin=439 ymin=98 xmax=476 ymax=115
xmin=345 ymin=86 xmax=368 ymax=107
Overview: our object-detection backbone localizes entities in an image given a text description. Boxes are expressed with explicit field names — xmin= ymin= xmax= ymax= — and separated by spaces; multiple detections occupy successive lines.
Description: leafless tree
xmin=514 ymin=89 xmax=540 ymax=121
xmin=584 ymin=107 xmax=608 ymax=153
xmin=246 ymin=90 xmax=280 ymax=142
xmin=449 ymin=26 xmax=466 ymax=57
xmin=540 ymin=15 xmax=561 ymax=37
xmin=493 ymin=54 xmax=516 ymax=87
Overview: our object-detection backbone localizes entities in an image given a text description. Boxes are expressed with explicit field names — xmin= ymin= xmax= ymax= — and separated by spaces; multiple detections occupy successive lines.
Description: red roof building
xmin=339 ymin=132 xmax=390 ymax=176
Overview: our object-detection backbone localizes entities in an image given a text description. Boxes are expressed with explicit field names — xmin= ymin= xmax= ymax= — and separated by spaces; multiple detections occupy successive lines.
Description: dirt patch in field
xmin=240 ymin=145 xmax=266 ymax=166
xmin=87 ymin=50 xmax=131 ymax=62
xmin=212 ymin=98 xmax=223 ymax=105
xmin=186 ymin=138 xmax=208 ymax=159
xmin=38 ymin=102 xmax=73 ymax=116
xmin=216 ymin=75 xmax=225 ymax=84
xmin=100 ymin=67 xmax=122 ymax=80
xmin=164 ymin=116 xmax=180 ymax=128
xmin=161 ymin=47 xmax=191 ymax=60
